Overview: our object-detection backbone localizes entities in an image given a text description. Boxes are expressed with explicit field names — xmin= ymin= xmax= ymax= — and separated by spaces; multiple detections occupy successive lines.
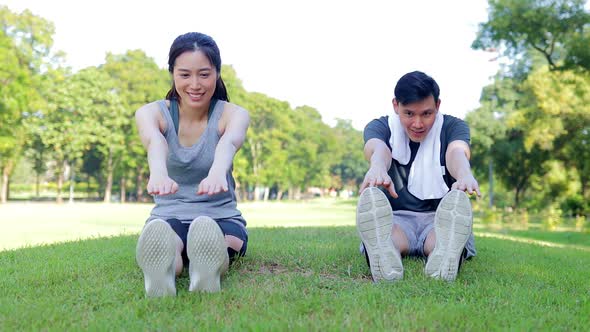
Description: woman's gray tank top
xmin=149 ymin=100 xmax=243 ymax=224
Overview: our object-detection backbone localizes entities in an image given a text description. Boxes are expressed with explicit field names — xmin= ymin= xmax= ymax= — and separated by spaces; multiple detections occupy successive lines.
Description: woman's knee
xmin=225 ymin=235 xmax=243 ymax=252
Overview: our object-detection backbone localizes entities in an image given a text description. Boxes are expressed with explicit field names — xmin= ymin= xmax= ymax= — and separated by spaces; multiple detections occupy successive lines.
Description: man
xmin=357 ymin=71 xmax=480 ymax=282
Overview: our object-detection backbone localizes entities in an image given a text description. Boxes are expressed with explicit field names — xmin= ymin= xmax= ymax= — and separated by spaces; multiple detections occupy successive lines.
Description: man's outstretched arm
xmin=445 ymin=140 xmax=481 ymax=196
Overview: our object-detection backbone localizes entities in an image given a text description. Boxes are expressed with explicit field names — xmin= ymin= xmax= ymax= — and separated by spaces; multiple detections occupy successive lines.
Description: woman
xmin=135 ymin=32 xmax=249 ymax=297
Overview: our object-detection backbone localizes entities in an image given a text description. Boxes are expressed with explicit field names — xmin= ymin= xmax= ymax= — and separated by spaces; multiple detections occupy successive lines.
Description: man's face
xmin=393 ymin=95 xmax=441 ymax=142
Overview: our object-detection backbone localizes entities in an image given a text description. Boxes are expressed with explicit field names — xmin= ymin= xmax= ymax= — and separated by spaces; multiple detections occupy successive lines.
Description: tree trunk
xmin=288 ymin=187 xmax=294 ymax=200
xmin=239 ymin=184 xmax=247 ymax=202
xmin=68 ymin=162 xmax=75 ymax=204
xmin=488 ymin=160 xmax=494 ymax=208
xmin=277 ymin=189 xmax=284 ymax=201
xmin=254 ymin=185 xmax=261 ymax=201
xmin=104 ymin=148 xmax=113 ymax=203
xmin=56 ymin=163 xmax=64 ymax=204
xmin=263 ymin=187 xmax=270 ymax=201
xmin=120 ymin=177 xmax=126 ymax=203
xmin=1 ymin=164 xmax=10 ymax=204
xmin=86 ymin=174 xmax=91 ymax=199
xmin=249 ymin=142 xmax=261 ymax=201
xmin=35 ymin=172 xmax=40 ymax=198
xmin=136 ymin=165 xmax=145 ymax=202
xmin=514 ymin=187 xmax=522 ymax=210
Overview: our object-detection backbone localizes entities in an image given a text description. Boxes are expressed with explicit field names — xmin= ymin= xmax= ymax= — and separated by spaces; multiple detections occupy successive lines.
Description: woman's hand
xmin=197 ymin=170 xmax=228 ymax=196
xmin=147 ymin=174 xmax=179 ymax=196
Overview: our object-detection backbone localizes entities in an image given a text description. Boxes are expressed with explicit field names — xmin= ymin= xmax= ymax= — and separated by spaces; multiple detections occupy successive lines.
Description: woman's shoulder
xmin=217 ymin=101 xmax=250 ymax=134
xmin=135 ymin=100 xmax=169 ymax=134
xmin=219 ymin=100 xmax=249 ymax=118
xmin=137 ymin=100 xmax=168 ymax=115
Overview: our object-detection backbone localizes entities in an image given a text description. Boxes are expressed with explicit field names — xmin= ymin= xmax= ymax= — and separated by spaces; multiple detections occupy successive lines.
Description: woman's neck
xmin=179 ymin=100 xmax=210 ymax=122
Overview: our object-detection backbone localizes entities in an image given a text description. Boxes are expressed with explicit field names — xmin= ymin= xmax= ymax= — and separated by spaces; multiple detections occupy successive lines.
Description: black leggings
xmin=165 ymin=218 xmax=248 ymax=265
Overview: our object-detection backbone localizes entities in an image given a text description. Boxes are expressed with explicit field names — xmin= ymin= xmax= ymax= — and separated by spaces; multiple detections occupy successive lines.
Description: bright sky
xmin=5 ymin=0 xmax=499 ymax=129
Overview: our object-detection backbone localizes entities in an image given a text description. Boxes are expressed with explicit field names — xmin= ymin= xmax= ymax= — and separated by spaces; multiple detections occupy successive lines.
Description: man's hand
xmin=359 ymin=166 xmax=398 ymax=198
xmin=451 ymin=174 xmax=481 ymax=197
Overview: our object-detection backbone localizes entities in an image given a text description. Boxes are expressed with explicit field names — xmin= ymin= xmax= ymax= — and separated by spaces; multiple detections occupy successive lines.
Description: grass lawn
xmin=0 ymin=200 xmax=589 ymax=330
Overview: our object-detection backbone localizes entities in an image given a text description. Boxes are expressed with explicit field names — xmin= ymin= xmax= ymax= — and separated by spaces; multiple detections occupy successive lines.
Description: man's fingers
xmin=475 ymin=186 xmax=482 ymax=197
xmin=359 ymin=181 xmax=368 ymax=194
xmin=385 ymin=184 xmax=398 ymax=198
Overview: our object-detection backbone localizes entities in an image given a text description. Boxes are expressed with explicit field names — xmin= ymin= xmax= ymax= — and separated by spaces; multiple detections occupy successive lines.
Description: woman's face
xmin=173 ymin=50 xmax=218 ymax=110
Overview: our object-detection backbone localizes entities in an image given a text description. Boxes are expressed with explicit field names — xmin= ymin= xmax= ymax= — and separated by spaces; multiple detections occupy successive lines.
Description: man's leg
xmin=356 ymin=187 xmax=403 ymax=281
xmin=424 ymin=190 xmax=473 ymax=281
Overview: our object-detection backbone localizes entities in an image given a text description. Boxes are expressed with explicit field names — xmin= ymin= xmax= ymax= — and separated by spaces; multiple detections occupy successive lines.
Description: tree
xmin=34 ymin=67 xmax=125 ymax=203
xmin=330 ymin=119 xmax=366 ymax=193
xmin=294 ymin=105 xmax=337 ymax=191
xmin=473 ymin=0 xmax=590 ymax=71
xmin=0 ymin=6 xmax=56 ymax=202
xmin=101 ymin=50 xmax=169 ymax=202
xmin=469 ymin=0 xmax=590 ymax=210
xmin=242 ymin=92 xmax=293 ymax=200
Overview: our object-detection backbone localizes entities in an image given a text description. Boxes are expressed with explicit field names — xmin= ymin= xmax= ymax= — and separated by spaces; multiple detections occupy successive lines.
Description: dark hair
xmin=394 ymin=71 xmax=439 ymax=105
xmin=165 ymin=32 xmax=229 ymax=102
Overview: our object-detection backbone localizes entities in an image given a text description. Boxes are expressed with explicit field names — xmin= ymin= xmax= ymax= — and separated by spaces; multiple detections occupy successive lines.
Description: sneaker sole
xmin=136 ymin=219 xmax=177 ymax=297
xmin=187 ymin=216 xmax=228 ymax=293
xmin=356 ymin=187 xmax=403 ymax=281
xmin=425 ymin=189 xmax=472 ymax=281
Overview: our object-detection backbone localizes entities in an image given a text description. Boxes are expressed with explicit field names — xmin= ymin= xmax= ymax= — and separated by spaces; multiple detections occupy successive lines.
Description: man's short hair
xmin=394 ymin=71 xmax=440 ymax=105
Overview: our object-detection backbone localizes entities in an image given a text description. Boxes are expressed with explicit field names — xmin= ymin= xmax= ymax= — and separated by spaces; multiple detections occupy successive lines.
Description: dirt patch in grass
xmin=237 ymin=261 xmax=372 ymax=282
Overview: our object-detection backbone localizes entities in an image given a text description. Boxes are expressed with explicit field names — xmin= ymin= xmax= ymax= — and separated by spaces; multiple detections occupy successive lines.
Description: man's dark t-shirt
xmin=363 ymin=114 xmax=470 ymax=212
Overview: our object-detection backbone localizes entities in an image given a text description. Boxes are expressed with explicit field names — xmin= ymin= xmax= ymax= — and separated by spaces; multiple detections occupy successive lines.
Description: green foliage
xmin=480 ymin=206 xmax=503 ymax=225
xmin=330 ymin=119 xmax=367 ymax=190
xmin=561 ymin=194 xmax=590 ymax=217
xmin=100 ymin=50 xmax=170 ymax=200
xmin=467 ymin=0 xmax=590 ymax=212
xmin=221 ymin=67 xmax=364 ymax=198
xmin=0 ymin=6 xmax=58 ymax=201
xmin=574 ymin=215 xmax=587 ymax=231
xmin=542 ymin=205 xmax=563 ymax=230
xmin=473 ymin=0 xmax=590 ymax=71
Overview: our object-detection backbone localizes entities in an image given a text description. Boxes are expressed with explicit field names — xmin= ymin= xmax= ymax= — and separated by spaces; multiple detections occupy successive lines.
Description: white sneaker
xmin=136 ymin=219 xmax=177 ymax=297
xmin=187 ymin=216 xmax=229 ymax=293
xmin=425 ymin=189 xmax=473 ymax=281
xmin=356 ymin=187 xmax=403 ymax=281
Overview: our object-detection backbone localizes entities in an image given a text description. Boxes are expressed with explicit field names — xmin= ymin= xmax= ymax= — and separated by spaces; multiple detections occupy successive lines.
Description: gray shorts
xmin=360 ymin=210 xmax=476 ymax=259
xmin=394 ymin=210 xmax=436 ymax=257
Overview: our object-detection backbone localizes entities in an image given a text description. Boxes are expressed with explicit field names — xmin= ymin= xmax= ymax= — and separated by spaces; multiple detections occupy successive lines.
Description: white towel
xmin=388 ymin=111 xmax=449 ymax=200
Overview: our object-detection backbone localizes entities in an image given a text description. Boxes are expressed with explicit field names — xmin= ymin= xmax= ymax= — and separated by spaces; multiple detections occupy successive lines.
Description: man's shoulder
xmin=363 ymin=115 xmax=390 ymax=143
xmin=364 ymin=115 xmax=389 ymax=133
xmin=364 ymin=115 xmax=389 ymax=131
xmin=442 ymin=113 xmax=470 ymax=142
xmin=443 ymin=114 xmax=465 ymax=124
xmin=442 ymin=114 xmax=469 ymax=130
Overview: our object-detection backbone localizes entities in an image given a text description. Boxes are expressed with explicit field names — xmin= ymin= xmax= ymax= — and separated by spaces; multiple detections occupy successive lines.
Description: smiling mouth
xmin=187 ymin=92 xmax=205 ymax=99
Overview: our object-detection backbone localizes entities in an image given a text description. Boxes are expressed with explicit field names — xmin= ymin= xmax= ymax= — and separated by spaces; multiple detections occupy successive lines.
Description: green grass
xmin=1 ymin=200 xmax=589 ymax=330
